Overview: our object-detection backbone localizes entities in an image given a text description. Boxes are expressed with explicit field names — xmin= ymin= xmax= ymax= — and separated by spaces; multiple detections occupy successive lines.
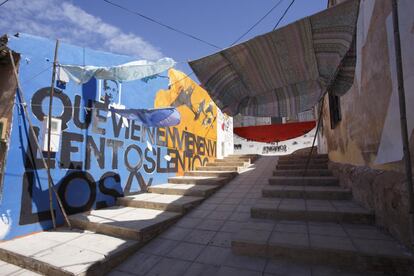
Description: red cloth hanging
xmin=234 ymin=121 xmax=316 ymax=143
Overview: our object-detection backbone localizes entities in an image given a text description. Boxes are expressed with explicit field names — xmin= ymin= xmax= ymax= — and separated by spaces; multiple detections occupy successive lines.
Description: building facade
xmin=0 ymin=34 xmax=233 ymax=240
xmin=321 ymin=0 xmax=414 ymax=246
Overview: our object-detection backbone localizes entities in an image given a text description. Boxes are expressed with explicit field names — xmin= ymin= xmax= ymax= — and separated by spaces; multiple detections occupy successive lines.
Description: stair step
xmin=117 ymin=193 xmax=203 ymax=213
xmin=206 ymin=161 xmax=247 ymax=167
xmin=0 ymin=228 xmax=140 ymax=276
xmin=214 ymin=158 xmax=250 ymax=164
xmin=196 ymin=166 xmax=239 ymax=172
xmin=276 ymin=163 xmax=328 ymax=170
xmin=278 ymin=154 xmax=328 ymax=161
xmin=148 ymin=183 xmax=219 ymax=197
xmin=232 ymin=222 xmax=414 ymax=274
xmin=228 ymin=154 xmax=259 ymax=158
xmin=225 ymin=154 xmax=259 ymax=162
xmin=168 ymin=176 xmax=229 ymax=185
xmin=68 ymin=206 xmax=181 ymax=241
xmin=277 ymin=159 xmax=328 ymax=165
xmin=251 ymin=198 xmax=374 ymax=224
xmin=223 ymin=157 xmax=253 ymax=163
xmin=273 ymin=169 xmax=333 ymax=177
xmin=184 ymin=170 xmax=238 ymax=178
xmin=269 ymin=176 xmax=339 ymax=186
xmin=262 ymin=185 xmax=352 ymax=200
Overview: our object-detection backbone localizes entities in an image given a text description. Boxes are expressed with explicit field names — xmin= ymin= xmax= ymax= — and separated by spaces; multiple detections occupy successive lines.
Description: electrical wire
xmin=21 ymin=65 xmax=53 ymax=84
xmin=231 ymin=0 xmax=285 ymax=46
xmin=273 ymin=0 xmax=295 ymax=30
xmin=5 ymin=0 xmax=298 ymax=100
xmin=102 ymin=0 xmax=222 ymax=50
xmin=157 ymin=0 xmax=291 ymax=89
xmin=0 ymin=0 xmax=10 ymax=7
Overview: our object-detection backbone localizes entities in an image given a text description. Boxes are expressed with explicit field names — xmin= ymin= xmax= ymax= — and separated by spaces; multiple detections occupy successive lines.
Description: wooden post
xmin=8 ymin=50 xmax=72 ymax=228
xmin=47 ymin=40 xmax=59 ymax=229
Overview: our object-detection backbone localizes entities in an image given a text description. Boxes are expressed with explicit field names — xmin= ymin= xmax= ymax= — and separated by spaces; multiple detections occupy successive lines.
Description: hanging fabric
xmin=234 ymin=121 xmax=316 ymax=143
xmin=110 ymin=107 xmax=181 ymax=127
xmin=189 ymin=0 xmax=359 ymax=117
xmin=60 ymin=57 xmax=175 ymax=84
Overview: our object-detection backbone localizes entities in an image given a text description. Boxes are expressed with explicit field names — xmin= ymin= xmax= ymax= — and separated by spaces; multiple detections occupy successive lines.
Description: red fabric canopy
xmin=234 ymin=121 xmax=316 ymax=143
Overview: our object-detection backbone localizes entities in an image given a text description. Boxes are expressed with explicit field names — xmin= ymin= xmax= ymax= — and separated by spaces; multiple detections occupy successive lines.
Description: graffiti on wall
xmin=155 ymin=69 xmax=217 ymax=174
xmin=0 ymin=33 xmax=223 ymax=240
xmin=262 ymin=145 xmax=287 ymax=154
xmin=17 ymin=71 xmax=217 ymax=224
xmin=0 ymin=33 xmax=219 ymax=241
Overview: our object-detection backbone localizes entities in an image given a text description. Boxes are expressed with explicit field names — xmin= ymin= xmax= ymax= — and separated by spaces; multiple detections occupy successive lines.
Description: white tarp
xmin=375 ymin=0 xmax=414 ymax=164
xmin=355 ymin=0 xmax=375 ymax=93
xmin=60 ymin=57 xmax=175 ymax=84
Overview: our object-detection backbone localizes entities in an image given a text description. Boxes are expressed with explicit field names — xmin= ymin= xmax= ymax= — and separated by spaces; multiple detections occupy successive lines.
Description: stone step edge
xmin=231 ymin=239 xmax=414 ymax=274
xmin=148 ymin=184 xmax=220 ymax=196
xmin=251 ymin=207 xmax=374 ymax=224
xmin=276 ymin=164 xmax=328 ymax=168
xmin=168 ymin=176 xmax=230 ymax=185
xmin=68 ymin=211 xmax=181 ymax=241
xmin=279 ymin=154 xmax=329 ymax=159
xmin=268 ymin=178 xmax=339 ymax=187
xmin=262 ymin=187 xmax=352 ymax=200
xmin=206 ymin=162 xmax=248 ymax=167
xmin=117 ymin=196 xmax=204 ymax=213
xmin=0 ymin=237 xmax=141 ymax=276
xmin=195 ymin=166 xmax=239 ymax=172
xmin=184 ymin=171 xmax=238 ymax=177
xmin=273 ymin=170 xmax=333 ymax=176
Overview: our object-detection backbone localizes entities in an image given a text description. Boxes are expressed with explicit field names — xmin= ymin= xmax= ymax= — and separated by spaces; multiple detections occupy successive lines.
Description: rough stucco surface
xmin=0 ymin=52 xmax=19 ymax=200
xmin=322 ymin=1 xmax=414 ymax=247
xmin=329 ymin=161 xmax=411 ymax=246
xmin=323 ymin=0 xmax=395 ymax=168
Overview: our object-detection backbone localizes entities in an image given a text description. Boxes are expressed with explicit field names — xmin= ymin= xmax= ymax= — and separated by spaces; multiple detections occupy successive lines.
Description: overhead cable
xmin=0 ymin=0 xmax=10 ymax=7
xmin=102 ymin=0 xmax=222 ymax=50
xmin=273 ymin=0 xmax=296 ymax=30
xmin=169 ymin=0 xmax=290 ymax=87
xmin=231 ymin=0 xmax=285 ymax=46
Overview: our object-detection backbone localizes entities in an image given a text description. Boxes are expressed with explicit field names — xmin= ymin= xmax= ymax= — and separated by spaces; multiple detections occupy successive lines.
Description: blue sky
xmin=0 ymin=0 xmax=327 ymax=75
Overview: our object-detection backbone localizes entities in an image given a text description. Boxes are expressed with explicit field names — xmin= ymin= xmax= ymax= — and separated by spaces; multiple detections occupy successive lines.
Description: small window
xmin=0 ymin=121 xmax=3 ymax=140
xmin=329 ymin=92 xmax=341 ymax=129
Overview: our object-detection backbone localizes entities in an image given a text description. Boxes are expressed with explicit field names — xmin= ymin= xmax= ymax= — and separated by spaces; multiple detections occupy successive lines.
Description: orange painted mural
xmin=155 ymin=69 xmax=217 ymax=175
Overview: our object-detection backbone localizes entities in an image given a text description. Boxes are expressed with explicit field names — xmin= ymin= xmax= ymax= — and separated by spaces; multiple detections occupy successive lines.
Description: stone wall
xmin=329 ymin=161 xmax=411 ymax=247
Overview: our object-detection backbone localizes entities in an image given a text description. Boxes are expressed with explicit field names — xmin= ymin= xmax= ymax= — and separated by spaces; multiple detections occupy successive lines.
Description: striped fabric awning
xmin=189 ymin=0 xmax=359 ymax=117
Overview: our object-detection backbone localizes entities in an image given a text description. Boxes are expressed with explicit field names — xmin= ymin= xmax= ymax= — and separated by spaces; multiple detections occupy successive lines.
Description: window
xmin=0 ymin=121 xmax=3 ymax=141
xmin=328 ymin=92 xmax=341 ymax=129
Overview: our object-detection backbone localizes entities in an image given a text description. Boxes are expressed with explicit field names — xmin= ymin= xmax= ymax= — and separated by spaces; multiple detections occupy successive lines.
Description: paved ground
xmin=109 ymin=156 xmax=378 ymax=276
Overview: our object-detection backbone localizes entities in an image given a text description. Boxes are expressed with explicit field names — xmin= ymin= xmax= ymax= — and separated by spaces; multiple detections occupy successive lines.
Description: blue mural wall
xmin=0 ymin=34 xmax=217 ymax=240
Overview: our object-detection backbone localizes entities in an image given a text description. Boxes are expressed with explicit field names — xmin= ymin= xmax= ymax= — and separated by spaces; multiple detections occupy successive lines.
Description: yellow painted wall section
xmin=154 ymin=69 xmax=217 ymax=174
xmin=322 ymin=0 xmax=414 ymax=173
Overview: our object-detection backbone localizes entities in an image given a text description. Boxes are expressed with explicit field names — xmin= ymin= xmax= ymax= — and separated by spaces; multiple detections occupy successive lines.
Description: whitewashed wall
xmin=233 ymin=128 xmax=317 ymax=156
xmin=216 ymin=109 xmax=234 ymax=159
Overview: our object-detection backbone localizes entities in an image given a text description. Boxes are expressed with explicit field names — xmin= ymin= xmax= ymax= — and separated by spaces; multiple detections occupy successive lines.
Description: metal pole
xmin=303 ymin=94 xmax=325 ymax=177
xmin=47 ymin=40 xmax=59 ymax=229
xmin=8 ymin=50 xmax=72 ymax=228
xmin=391 ymin=0 xmax=414 ymax=246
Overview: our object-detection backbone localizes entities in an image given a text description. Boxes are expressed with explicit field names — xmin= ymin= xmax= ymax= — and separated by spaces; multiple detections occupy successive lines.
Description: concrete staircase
xmin=0 ymin=154 xmax=259 ymax=276
xmin=232 ymin=154 xmax=414 ymax=275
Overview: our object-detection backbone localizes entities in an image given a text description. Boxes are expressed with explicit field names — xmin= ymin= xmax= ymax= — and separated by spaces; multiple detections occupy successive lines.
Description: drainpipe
xmin=391 ymin=0 xmax=414 ymax=247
